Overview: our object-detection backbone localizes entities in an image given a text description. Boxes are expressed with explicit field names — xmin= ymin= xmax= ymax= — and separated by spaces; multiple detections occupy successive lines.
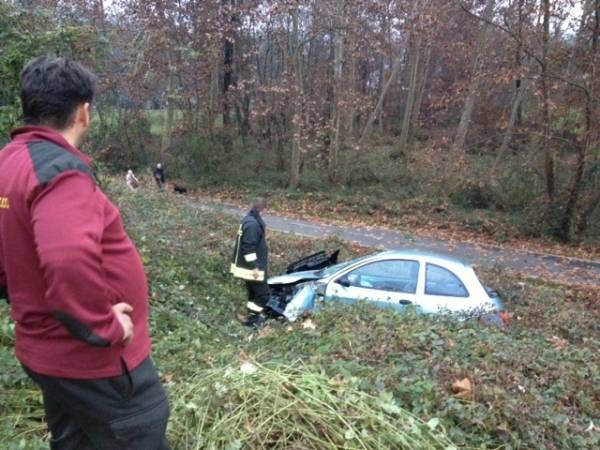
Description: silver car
xmin=267 ymin=250 xmax=508 ymax=325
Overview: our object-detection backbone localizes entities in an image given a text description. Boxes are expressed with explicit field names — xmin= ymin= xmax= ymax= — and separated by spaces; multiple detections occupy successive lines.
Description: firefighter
xmin=231 ymin=198 xmax=270 ymax=327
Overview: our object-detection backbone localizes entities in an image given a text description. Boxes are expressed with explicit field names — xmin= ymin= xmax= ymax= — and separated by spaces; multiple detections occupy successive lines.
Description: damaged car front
xmin=267 ymin=250 xmax=342 ymax=321
xmin=267 ymin=252 xmax=369 ymax=321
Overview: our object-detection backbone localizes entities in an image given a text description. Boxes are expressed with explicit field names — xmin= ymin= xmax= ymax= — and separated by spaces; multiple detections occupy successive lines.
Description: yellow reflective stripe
xmin=247 ymin=302 xmax=264 ymax=312
xmin=244 ymin=253 xmax=258 ymax=263
xmin=230 ymin=265 xmax=265 ymax=281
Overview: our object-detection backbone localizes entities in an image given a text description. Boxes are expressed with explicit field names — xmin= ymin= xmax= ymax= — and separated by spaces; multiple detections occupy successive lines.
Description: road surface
xmin=189 ymin=199 xmax=600 ymax=286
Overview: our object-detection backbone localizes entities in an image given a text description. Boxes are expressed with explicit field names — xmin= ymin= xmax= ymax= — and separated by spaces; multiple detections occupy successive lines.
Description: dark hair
xmin=251 ymin=197 xmax=267 ymax=211
xmin=20 ymin=56 xmax=96 ymax=129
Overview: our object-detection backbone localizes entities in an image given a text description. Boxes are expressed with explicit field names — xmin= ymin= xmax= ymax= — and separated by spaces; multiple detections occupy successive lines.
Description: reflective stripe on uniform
xmin=230 ymin=264 xmax=265 ymax=281
xmin=247 ymin=302 xmax=264 ymax=312
xmin=244 ymin=253 xmax=258 ymax=262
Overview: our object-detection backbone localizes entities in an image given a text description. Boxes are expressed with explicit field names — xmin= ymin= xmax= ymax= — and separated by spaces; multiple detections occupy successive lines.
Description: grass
xmin=0 ymin=181 xmax=598 ymax=449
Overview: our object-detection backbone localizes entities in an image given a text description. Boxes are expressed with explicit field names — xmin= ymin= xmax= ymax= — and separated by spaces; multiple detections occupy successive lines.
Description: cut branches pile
xmin=169 ymin=361 xmax=456 ymax=449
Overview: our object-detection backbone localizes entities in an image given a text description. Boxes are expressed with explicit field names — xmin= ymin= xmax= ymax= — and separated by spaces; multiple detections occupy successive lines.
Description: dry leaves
xmin=451 ymin=378 xmax=472 ymax=398
xmin=161 ymin=373 xmax=174 ymax=384
xmin=258 ymin=325 xmax=275 ymax=338
xmin=548 ymin=335 xmax=568 ymax=350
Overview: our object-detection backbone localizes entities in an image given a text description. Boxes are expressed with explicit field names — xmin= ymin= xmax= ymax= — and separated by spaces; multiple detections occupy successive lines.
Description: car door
xmin=420 ymin=263 xmax=471 ymax=314
xmin=325 ymin=259 xmax=420 ymax=311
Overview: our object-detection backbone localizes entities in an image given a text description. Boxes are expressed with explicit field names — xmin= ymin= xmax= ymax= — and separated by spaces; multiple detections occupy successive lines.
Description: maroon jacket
xmin=0 ymin=126 xmax=151 ymax=379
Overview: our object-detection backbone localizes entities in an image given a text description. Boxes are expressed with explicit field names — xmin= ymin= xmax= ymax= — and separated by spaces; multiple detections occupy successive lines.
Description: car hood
xmin=268 ymin=270 xmax=322 ymax=286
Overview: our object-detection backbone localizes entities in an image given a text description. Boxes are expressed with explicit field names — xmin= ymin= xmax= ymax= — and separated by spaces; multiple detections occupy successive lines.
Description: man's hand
xmin=252 ymin=268 xmax=260 ymax=280
xmin=113 ymin=302 xmax=134 ymax=346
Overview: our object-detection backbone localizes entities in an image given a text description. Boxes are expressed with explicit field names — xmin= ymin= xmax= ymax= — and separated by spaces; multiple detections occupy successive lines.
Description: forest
xmin=1 ymin=0 xmax=599 ymax=247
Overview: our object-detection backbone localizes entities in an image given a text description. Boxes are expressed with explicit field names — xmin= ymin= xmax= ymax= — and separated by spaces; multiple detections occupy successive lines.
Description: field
xmin=0 ymin=182 xmax=598 ymax=449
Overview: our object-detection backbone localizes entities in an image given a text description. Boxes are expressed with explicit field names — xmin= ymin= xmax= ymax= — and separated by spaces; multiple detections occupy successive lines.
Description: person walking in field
xmin=126 ymin=169 xmax=139 ymax=190
xmin=0 ymin=56 xmax=170 ymax=450
xmin=153 ymin=163 xmax=165 ymax=189
xmin=231 ymin=198 xmax=271 ymax=327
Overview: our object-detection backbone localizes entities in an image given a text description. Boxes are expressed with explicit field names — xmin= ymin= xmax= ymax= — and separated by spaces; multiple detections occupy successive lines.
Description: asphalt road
xmin=189 ymin=199 xmax=600 ymax=286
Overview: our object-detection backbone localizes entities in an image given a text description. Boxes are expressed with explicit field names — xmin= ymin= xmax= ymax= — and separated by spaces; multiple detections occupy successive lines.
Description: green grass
xmin=0 ymin=181 xmax=598 ymax=449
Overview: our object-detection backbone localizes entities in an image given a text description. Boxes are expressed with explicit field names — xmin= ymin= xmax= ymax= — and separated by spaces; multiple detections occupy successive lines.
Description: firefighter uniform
xmin=231 ymin=208 xmax=270 ymax=324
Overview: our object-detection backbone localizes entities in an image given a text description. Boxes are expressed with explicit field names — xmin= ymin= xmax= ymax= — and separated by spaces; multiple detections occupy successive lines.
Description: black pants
xmin=245 ymin=280 xmax=270 ymax=313
xmin=23 ymin=357 xmax=170 ymax=450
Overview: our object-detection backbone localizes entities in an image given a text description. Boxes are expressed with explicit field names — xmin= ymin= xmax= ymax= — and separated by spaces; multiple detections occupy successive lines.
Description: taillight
xmin=498 ymin=311 xmax=510 ymax=326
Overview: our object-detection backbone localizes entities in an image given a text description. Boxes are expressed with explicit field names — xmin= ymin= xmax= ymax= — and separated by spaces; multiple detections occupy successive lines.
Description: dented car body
xmin=267 ymin=250 xmax=507 ymax=325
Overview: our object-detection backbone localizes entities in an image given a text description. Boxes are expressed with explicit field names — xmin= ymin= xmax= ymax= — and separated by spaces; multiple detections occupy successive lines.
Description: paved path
xmin=189 ymin=199 xmax=600 ymax=286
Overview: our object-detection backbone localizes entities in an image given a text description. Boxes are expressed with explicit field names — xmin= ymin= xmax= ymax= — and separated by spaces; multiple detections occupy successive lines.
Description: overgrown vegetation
xmin=0 ymin=3 xmax=107 ymax=144
xmin=184 ymin=143 xmax=600 ymax=255
xmin=169 ymin=362 xmax=456 ymax=449
xmin=0 ymin=183 xmax=598 ymax=449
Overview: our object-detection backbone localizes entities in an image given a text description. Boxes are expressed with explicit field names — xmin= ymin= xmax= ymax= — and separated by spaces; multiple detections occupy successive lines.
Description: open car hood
xmin=284 ymin=250 xmax=339 ymax=274
xmin=268 ymin=270 xmax=321 ymax=286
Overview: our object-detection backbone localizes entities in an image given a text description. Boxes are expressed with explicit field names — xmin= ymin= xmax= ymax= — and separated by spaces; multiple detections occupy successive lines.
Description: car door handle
xmin=399 ymin=299 xmax=412 ymax=305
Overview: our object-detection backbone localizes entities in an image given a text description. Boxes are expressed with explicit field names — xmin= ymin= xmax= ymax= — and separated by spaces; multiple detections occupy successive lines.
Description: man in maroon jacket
xmin=0 ymin=57 xmax=170 ymax=449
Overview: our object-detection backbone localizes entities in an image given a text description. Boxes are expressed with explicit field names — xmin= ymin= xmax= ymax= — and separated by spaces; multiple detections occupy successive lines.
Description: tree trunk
xmin=223 ymin=43 xmax=234 ymax=126
xmin=276 ymin=114 xmax=286 ymax=173
xmin=222 ymin=0 xmax=236 ymax=127
xmin=347 ymin=40 xmax=358 ymax=138
xmin=239 ymin=91 xmax=251 ymax=139
xmin=452 ymin=0 xmax=495 ymax=153
xmin=412 ymin=45 xmax=432 ymax=130
xmin=359 ymin=57 xmax=401 ymax=144
xmin=571 ymin=0 xmax=599 ymax=239
xmin=397 ymin=0 xmax=429 ymax=155
xmin=377 ymin=53 xmax=386 ymax=134
xmin=515 ymin=0 xmax=524 ymax=126
xmin=289 ymin=7 xmax=302 ymax=189
xmin=376 ymin=2 xmax=393 ymax=135
xmin=160 ymin=54 xmax=176 ymax=161
xmin=494 ymin=76 xmax=528 ymax=169
xmin=328 ymin=0 xmax=345 ymax=182
xmin=540 ymin=0 xmax=556 ymax=227
xmin=207 ymin=61 xmax=219 ymax=132
xmin=398 ymin=44 xmax=422 ymax=155
xmin=558 ymin=102 xmax=589 ymax=241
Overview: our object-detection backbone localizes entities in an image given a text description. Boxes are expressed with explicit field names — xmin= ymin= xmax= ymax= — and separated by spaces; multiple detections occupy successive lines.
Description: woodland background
xmin=1 ymin=0 xmax=599 ymax=245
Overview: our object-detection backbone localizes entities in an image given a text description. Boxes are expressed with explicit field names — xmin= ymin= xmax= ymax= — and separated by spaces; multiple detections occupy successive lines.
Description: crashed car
xmin=267 ymin=250 xmax=508 ymax=325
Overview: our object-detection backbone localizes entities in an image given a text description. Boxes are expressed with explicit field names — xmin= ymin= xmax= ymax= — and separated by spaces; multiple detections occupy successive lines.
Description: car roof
xmin=367 ymin=249 xmax=472 ymax=268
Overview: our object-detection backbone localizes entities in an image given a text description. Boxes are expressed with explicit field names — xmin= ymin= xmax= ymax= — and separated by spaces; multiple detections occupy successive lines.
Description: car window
xmin=425 ymin=264 xmax=468 ymax=297
xmin=342 ymin=260 xmax=419 ymax=294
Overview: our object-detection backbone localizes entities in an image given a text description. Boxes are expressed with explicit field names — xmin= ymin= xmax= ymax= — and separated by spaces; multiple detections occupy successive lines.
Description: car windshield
xmin=317 ymin=255 xmax=371 ymax=278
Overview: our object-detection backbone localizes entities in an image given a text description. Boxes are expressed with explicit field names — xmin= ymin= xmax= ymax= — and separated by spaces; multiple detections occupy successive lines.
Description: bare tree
xmin=328 ymin=0 xmax=345 ymax=182
xmin=452 ymin=0 xmax=496 ymax=153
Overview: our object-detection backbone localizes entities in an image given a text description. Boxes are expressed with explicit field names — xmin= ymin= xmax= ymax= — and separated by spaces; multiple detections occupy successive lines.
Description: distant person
xmin=231 ymin=198 xmax=271 ymax=327
xmin=0 ymin=56 xmax=170 ymax=449
xmin=154 ymin=163 xmax=165 ymax=189
xmin=126 ymin=169 xmax=139 ymax=190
